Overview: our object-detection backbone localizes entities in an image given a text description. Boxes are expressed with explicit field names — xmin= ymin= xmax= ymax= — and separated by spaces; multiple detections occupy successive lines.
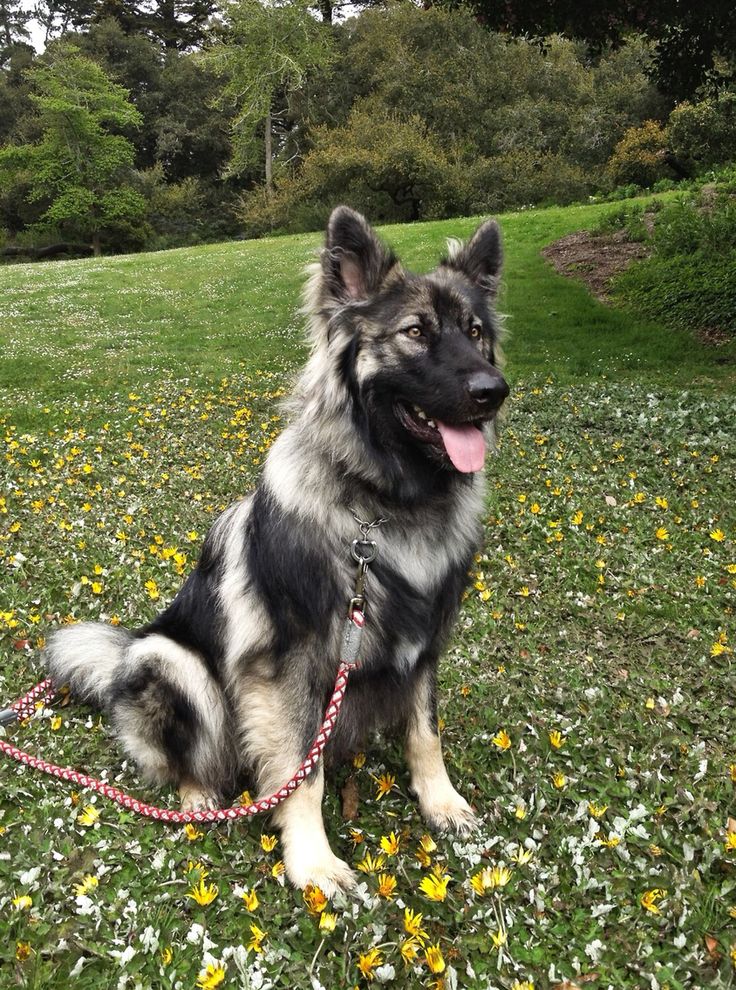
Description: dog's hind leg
xmin=236 ymin=672 xmax=355 ymax=895
xmin=109 ymin=634 xmax=233 ymax=809
xmin=405 ymin=662 xmax=477 ymax=835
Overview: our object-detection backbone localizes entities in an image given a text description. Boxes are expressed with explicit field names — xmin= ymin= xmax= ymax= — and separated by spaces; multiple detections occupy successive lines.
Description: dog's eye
xmin=470 ymin=324 xmax=482 ymax=339
xmin=405 ymin=326 xmax=423 ymax=339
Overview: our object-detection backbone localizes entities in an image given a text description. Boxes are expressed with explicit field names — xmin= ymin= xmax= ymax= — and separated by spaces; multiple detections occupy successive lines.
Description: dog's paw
xmin=419 ymin=788 xmax=478 ymax=836
xmin=179 ymin=783 xmax=219 ymax=812
xmin=285 ymin=851 xmax=357 ymax=897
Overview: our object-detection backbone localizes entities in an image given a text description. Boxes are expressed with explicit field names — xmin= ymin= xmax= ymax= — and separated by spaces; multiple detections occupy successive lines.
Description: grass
xmin=1 ymin=200 xmax=735 ymax=990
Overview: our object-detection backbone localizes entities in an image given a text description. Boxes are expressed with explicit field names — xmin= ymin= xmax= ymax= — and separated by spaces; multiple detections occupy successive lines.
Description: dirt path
xmin=541 ymin=228 xmax=649 ymax=302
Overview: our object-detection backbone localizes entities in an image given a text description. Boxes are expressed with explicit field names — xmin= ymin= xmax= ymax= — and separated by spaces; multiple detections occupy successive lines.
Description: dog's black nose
xmin=466 ymin=371 xmax=510 ymax=407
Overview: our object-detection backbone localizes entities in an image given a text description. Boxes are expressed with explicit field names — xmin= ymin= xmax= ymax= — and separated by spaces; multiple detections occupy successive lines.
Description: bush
xmin=606 ymin=120 xmax=673 ymax=188
xmin=653 ymin=194 xmax=736 ymax=259
xmin=466 ymin=150 xmax=597 ymax=213
xmin=667 ymin=93 xmax=736 ymax=174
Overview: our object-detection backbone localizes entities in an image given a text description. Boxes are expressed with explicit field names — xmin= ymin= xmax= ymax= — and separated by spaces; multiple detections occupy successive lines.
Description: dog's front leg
xmin=237 ymin=674 xmax=355 ymax=895
xmin=271 ymin=764 xmax=355 ymax=896
xmin=405 ymin=662 xmax=477 ymax=835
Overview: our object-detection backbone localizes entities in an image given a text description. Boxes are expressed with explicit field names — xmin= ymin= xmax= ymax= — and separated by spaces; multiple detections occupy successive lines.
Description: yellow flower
xmin=73 ymin=874 xmax=99 ymax=897
xmin=403 ymin=907 xmax=428 ymax=942
xmin=260 ymin=833 xmax=278 ymax=852
xmin=303 ymin=884 xmax=328 ymax=915
xmin=596 ymin=832 xmax=620 ymax=848
xmin=350 ymin=828 xmax=365 ymax=845
xmin=587 ymin=802 xmax=608 ymax=818
xmin=357 ymin=851 xmax=386 ymax=874
xmin=552 ymin=771 xmax=566 ymax=790
xmin=424 ymin=942 xmax=446 ymax=974
xmin=12 ymin=894 xmax=32 ymax=911
xmin=511 ymin=981 xmax=535 ymax=990
xmin=640 ymin=888 xmax=667 ymax=913
xmin=548 ymin=730 xmax=565 ymax=749
xmin=645 ymin=697 xmax=656 ymax=710
xmin=379 ymin=831 xmax=400 ymax=856
xmin=247 ymin=923 xmax=267 ymax=953
xmin=418 ymin=834 xmax=437 ymax=853
xmin=240 ymin=790 xmax=252 ymax=806
xmin=655 ymin=496 xmax=668 ymax=509
xmin=724 ymin=833 xmax=736 ymax=853
xmin=530 ymin=502 xmax=541 ymax=514
xmin=490 ymin=928 xmax=507 ymax=949
xmin=492 ymin=729 xmax=511 ymax=751
xmin=196 ymin=963 xmax=225 ymax=989
xmin=730 ymin=764 xmax=736 ymax=783
xmin=376 ymin=873 xmax=397 ymax=899
xmin=374 ymin=772 xmax=396 ymax=800
xmin=655 ymin=527 xmax=669 ymax=541
xmin=78 ymin=804 xmax=99 ymax=826
xmin=319 ymin=911 xmax=337 ymax=933
xmin=50 ymin=715 xmax=62 ymax=731
xmin=271 ymin=860 xmax=285 ymax=878
xmin=241 ymin=888 xmax=259 ymax=911
xmin=400 ymin=938 xmax=421 ymax=964
xmin=357 ymin=946 xmax=382 ymax=979
xmin=15 ymin=942 xmax=32 ymax=962
xmin=160 ymin=947 xmax=173 ymax=965
xmin=512 ymin=847 xmax=533 ymax=865
xmin=187 ymin=878 xmax=219 ymax=906
xmin=514 ymin=804 xmax=527 ymax=820
xmin=419 ymin=871 xmax=450 ymax=902
xmin=184 ymin=823 xmax=204 ymax=841
xmin=710 ymin=528 xmax=726 ymax=542
xmin=353 ymin=752 xmax=366 ymax=769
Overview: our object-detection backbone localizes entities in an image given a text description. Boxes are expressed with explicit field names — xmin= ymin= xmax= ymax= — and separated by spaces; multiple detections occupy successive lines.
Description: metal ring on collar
xmin=351 ymin=539 xmax=377 ymax=563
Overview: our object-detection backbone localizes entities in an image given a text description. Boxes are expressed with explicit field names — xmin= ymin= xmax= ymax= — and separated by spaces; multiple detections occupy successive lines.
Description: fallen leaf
xmin=341 ymin=774 xmax=359 ymax=821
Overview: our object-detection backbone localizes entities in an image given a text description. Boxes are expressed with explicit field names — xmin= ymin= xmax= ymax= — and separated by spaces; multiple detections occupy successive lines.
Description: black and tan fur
xmin=45 ymin=207 xmax=509 ymax=893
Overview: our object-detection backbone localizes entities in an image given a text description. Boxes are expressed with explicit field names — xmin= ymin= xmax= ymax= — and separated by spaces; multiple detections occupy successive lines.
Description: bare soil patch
xmin=541 ymin=229 xmax=650 ymax=302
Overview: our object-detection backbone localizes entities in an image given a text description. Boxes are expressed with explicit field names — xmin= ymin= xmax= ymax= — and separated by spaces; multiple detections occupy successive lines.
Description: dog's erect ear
xmin=443 ymin=219 xmax=503 ymax=296
xmin=323 ymin=206 xmax=399 ymax=302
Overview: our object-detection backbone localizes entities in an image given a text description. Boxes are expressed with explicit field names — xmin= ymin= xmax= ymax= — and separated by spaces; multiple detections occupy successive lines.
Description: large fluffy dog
xmin=45 ymin=207 xmax=508 ymax=893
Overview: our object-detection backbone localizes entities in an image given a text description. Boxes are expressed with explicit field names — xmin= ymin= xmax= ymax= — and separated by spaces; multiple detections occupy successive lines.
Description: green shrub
xmin=606 ymin=120 xmax=673 ymax=188
xmin=667 ymin=93 xmax=736 ymax=174
xmin=614 ymin=253 xmax=736 ymax=339
xmin=653 ymin=194 xmax=736 ymax=259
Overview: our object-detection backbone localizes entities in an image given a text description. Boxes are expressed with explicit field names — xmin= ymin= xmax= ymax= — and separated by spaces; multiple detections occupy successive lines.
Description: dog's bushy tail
xmin=44 ymin=623 xmax=133 ymax=708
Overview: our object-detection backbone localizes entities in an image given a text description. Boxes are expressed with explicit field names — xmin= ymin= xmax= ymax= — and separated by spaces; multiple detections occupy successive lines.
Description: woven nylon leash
xmin=0 ymin=515 xmax=385 ymax=825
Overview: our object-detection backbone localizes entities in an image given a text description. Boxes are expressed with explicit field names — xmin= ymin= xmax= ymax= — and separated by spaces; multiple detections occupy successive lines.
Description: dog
xmin=45 ymin=206 xmax=509 ymax=894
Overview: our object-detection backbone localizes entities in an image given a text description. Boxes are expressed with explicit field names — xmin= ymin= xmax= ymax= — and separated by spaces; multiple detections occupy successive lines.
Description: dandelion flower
xmin=303 ymin=884 xmax=328 ymax=915
xmin=400 ymin=938 xmax=421 ymax=964
xmin=73 ymin=874 xmax=99 ymax=897
xmin=319 ymin=911 xmax=337 ymax=933
xmin=16 ymin=942 xmax=32 ymax=962
xmin=640 ymin=888 xmax=667 ymax=914
xmin=403 ymin=907 xmax=428 ymax=942
xmin=260 ymin=833 xmax=278 ymax=852
xmin=548 ymin=730 xmax=565 ymax=749
xmin=424 ymin=942 xmax=446 ymax=974
xmin=376 ymin=873 xmax=397 ymax=899
xmin=492 ymin=729 xmax=511 ymax=750
xmin=196 ymin=963 xmax=225 ymax=989
xmin=160 ymin=947 xmax=173 ymax=965
xmin=77 ymin=805 xmax=99 ymax=826
xmin=419 ymin=872 xmax=450 ymax=901
xmin=587 ymin=802 xmax=608 ymax=818
xmin=247 ymin=923 xmax=267 ymax=953
xmin=724 ymin=833 xmax=736 ymax=853
xmin=357 ymin=851 xmax=386 ymax=874
xmin=374 ymin=772 xmax=396 ymax=800
xmin=552 ymin=771 xmax=566 ymax=790
xmin=710 ymin=529 xmax=725 ymax=542
xmin=357 ymin=947 xmax=382 ymax=979
xmin=241 ymin=888 xmax=259 ymax=911
xmin=184 ymin=823 xmax=204 ymax=841
xmin=187 ymin=878 xmax=218 ymax=906
xmin=379 ymin=831 xmax=400 ymax=856
xmin=12 ymin=894 xmax=32 ymax=911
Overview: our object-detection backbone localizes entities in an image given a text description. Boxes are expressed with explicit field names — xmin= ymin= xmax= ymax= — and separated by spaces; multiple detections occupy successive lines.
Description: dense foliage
xmin=0 ymin=0 xmax=734 ymax=254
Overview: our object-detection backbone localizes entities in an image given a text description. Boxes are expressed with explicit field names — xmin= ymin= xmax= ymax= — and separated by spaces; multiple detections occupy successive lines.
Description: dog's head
xmin=305 ymin=206 xmax=508 ymax=478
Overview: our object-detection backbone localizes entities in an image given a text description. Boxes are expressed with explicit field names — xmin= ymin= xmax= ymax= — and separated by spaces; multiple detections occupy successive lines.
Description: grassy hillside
xmin=1 ymin=204 xmax=735 ymax=990
xmin=1 ymin=198 xmax=735 ymax=432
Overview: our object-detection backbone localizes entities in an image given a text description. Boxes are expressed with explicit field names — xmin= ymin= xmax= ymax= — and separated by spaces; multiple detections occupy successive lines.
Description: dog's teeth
xmin=417 ymin=409 xmax=427 ymax=420
xmin=427 ymin=419 xmax=436 ymax=429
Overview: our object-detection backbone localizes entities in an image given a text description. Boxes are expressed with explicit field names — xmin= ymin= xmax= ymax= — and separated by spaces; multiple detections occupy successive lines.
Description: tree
xmin=0 ymin=0 xmax=31 ymax=59
xmin=201 ymin=0 xmax=334 ymax=197
xmin=0 ymin=46 xmax=147 ymax=254
xmin=455 ymin=0 xmax=736 ymax=99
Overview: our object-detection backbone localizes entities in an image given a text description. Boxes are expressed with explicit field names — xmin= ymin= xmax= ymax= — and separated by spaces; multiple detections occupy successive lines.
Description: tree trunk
xmin=92 ymin=232 xmax=102 ymax=257
xmin=265 ymin=109 xmax=273 ymax=201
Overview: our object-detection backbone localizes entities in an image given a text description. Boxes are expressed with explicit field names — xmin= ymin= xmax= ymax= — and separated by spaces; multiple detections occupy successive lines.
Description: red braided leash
xmin=0 ymin=611 xmax=364 ymax=824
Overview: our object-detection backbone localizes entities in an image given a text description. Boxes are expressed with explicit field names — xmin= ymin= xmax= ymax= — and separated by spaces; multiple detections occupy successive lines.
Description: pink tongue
xmin=436 ymin=421 xmax=486 ymax=473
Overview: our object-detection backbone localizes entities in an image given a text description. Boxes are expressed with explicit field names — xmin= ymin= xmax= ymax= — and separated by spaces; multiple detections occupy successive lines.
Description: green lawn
xmin=1 ymin=202 xmax=735 ymax=990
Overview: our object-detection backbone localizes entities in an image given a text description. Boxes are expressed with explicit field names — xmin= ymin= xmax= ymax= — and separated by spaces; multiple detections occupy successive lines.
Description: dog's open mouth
xmin=396 ymin=403 xmax=488 ymax=473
